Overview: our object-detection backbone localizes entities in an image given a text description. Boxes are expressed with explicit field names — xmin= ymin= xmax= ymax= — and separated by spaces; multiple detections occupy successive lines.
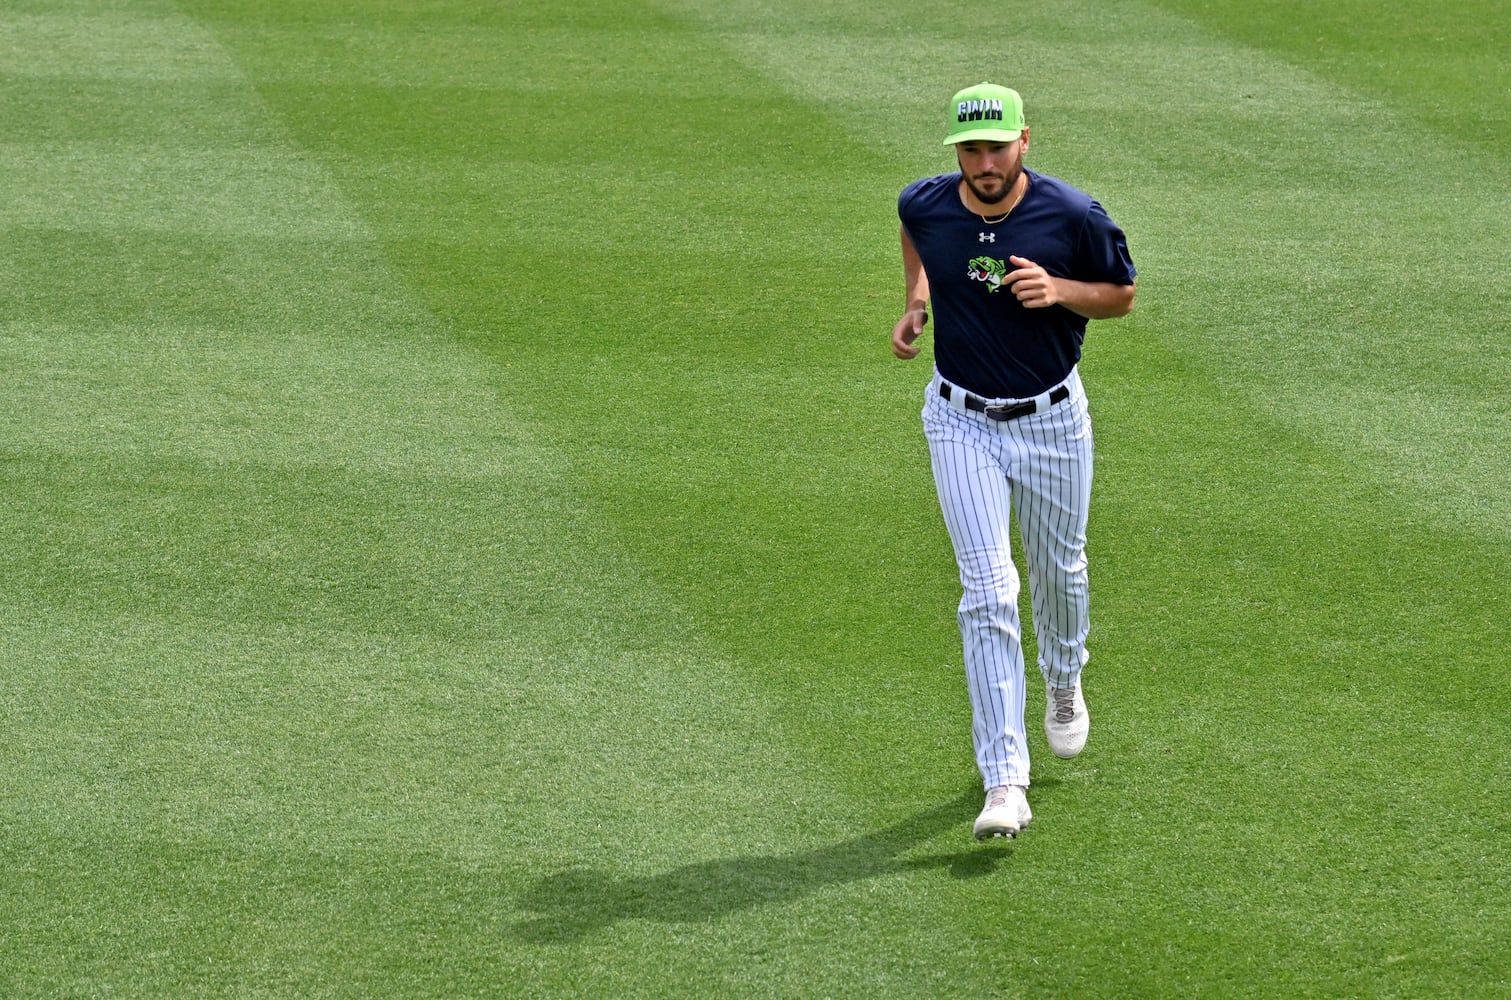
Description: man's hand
xmin=891 ymin=307 xmax=929 ymax=359
xmin=1005 ymin=254 xmax=1137 ymax=318
xmin=1004 ymin=255 xmax=1059 ymax=308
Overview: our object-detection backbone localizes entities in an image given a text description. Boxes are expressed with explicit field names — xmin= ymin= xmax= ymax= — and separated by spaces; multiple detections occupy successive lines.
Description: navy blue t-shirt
xmin=898 ymin=169 xmax=1136 ymax=399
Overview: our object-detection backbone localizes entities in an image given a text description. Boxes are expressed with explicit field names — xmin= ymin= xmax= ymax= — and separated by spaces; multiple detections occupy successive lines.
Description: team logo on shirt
xmin=968 ymin=255 xmax=1008 ymax=293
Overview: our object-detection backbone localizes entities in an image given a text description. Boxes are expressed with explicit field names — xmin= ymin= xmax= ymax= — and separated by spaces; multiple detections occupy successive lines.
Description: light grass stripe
xmin=0 ymin=142 xmax=371 ymax=236
xmin=181 ymin=22 xmax=645 ymax=89
xmin=0 ymin=10 xmax=238 ymax=80
xmin=2 ymin=600 xmax=786 ymax=859
xmin=2 ymin=319 xmax=533 ymax=473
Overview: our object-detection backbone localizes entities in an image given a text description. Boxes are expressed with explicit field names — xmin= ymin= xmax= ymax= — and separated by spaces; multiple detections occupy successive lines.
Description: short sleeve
xmin=1078 ymin=200 xmax=1137 ymax=285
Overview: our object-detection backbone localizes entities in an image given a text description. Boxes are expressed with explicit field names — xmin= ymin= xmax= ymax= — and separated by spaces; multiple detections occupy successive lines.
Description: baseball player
xmin=892 ymin=82 xmax=1137 ymax=839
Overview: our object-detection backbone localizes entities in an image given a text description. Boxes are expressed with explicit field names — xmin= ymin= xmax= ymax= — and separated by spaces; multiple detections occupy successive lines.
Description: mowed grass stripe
xmin=1 ymin=143 xmax=366 ymax=238
xmin=1147 ymin=0 xmax=1510 ymax=152
xmin=0 ymin=6 xmax=233 ymax=81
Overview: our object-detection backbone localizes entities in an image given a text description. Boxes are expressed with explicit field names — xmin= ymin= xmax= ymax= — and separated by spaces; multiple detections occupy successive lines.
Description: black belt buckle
xmin=983 ymin=400 xmax=1034 ymax=421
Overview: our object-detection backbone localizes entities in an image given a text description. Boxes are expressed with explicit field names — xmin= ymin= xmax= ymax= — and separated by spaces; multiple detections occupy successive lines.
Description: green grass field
xmin=3 ymin=0 xmax=1507 ymax=996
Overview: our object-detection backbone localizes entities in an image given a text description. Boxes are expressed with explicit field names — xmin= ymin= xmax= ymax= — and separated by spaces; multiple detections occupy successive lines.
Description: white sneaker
xmin=1045 ymin=681 xmax=1089 ymax=758
xmin=973 ymin=785 xmax=1032 ymax=840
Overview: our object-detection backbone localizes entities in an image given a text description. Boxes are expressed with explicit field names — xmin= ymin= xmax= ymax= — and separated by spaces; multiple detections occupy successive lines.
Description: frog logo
xmin=968 ymin=255 xmax=1008 ymax=293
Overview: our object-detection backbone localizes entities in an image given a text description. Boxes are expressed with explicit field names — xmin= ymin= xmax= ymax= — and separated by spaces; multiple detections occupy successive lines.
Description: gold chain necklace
xmin=975 ymin=176 xmax=1027 ymax=225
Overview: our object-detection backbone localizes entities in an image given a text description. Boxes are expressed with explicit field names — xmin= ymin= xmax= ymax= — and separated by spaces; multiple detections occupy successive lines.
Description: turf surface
xmin=2 ymin=0 xmax=1507 ymax=997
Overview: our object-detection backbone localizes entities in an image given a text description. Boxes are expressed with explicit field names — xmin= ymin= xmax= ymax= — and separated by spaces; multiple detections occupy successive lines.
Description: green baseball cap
xmin=943 ymin=82 xmax=1026 ymax=145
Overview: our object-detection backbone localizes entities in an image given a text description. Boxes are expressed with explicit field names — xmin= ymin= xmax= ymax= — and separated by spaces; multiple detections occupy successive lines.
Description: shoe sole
xmin=973 ymin=816 xmax=1031 ymax=841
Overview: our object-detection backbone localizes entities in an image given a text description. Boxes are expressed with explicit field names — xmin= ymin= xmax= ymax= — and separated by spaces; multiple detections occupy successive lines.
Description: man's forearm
xmin=901 ymin=225 xmax=930 ymax=311
xmin=1056 ymin=279 xmax=1135 ymax=320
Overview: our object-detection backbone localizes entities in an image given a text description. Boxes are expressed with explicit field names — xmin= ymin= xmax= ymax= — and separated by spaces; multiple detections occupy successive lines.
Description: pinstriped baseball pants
xmin=923 ymin=368 xmax=1092 ymax=790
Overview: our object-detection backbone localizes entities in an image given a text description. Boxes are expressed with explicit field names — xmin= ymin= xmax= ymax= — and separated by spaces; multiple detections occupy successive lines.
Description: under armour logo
xmin=978 ymin=232 xmax=996 ymax=243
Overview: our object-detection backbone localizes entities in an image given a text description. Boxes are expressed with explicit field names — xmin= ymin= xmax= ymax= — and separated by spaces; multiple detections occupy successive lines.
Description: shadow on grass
xmin=511 ymin=789 xmax=1034 ymax=943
